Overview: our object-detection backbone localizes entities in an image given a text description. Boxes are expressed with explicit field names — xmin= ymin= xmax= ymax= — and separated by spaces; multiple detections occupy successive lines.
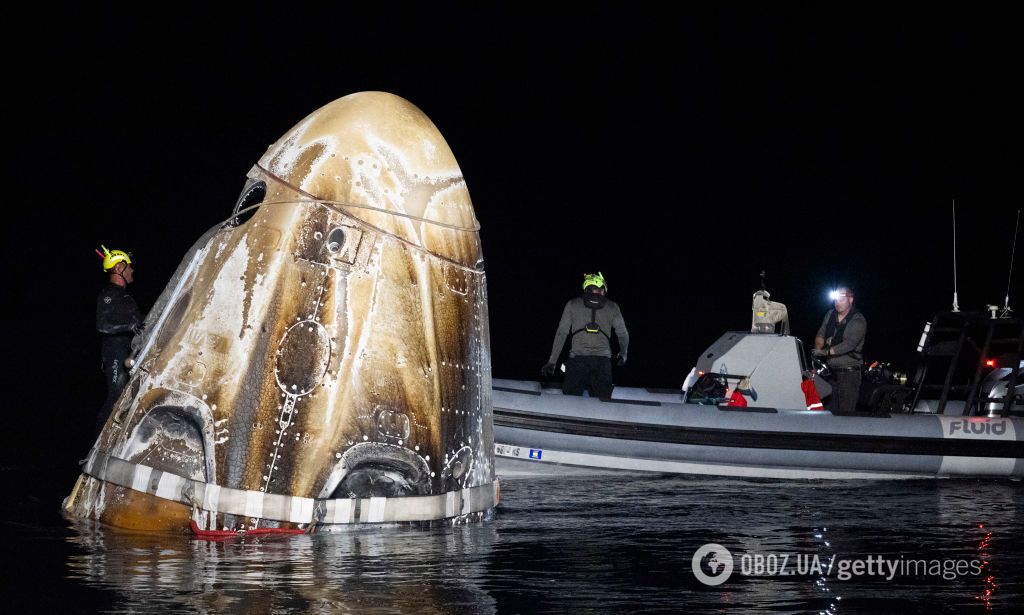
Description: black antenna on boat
xmin=760 ymin=269 xmax=767 ymax=291
xmin=1001 ymin=209 xmax=1021 ymax=317
xmin=952 ymin=199 xmax=960 ymax=313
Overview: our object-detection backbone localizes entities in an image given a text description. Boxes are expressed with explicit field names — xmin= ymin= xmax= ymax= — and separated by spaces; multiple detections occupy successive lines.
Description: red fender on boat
xmin=802 ymin=379 xmax=824 ymax=411
xmin=728 ymin=390 xmax=748 ymax=407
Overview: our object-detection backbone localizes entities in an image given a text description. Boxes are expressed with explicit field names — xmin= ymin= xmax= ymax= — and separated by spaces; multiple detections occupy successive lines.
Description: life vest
xmin=824 ymin=308 xmax=863 ymax=360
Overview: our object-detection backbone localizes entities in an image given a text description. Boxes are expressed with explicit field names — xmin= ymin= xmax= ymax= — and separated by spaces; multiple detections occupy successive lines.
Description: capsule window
xmin=326 ymin=227 xmax=345 ymax=253
xmin=228 ymin=179 xmax=267 ymax=227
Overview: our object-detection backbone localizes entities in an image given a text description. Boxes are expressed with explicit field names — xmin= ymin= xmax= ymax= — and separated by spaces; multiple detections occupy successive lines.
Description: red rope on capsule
xmin=190 ymin=520 xmax=306 ymax=540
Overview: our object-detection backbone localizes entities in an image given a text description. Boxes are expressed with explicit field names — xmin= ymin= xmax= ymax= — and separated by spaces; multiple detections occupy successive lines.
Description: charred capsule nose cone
xmin=65 ymin=92 xmax=498 ymax=532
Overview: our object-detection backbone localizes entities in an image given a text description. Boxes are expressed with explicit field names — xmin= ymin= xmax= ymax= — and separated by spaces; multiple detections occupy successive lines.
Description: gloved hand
xmin=811 ymin=348 xmax=827 ymax=357
xmin=616 ymin=352 xmax=627 ymax=366
xmin=541 ymin=363 xmax=557 ymax=378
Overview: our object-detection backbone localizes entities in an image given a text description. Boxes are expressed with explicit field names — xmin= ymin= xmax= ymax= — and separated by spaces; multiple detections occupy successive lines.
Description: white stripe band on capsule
xmin=80 ymin=448 xmax=498 ymax=527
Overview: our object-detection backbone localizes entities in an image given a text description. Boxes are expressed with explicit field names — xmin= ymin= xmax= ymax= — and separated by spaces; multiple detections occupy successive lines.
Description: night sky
xmin=4 ymin=8 xmax=1018 ymax=461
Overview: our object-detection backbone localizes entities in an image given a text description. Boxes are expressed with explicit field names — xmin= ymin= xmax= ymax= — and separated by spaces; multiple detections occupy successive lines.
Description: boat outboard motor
xmin=751 ymin=290 xmax=790 ymax=334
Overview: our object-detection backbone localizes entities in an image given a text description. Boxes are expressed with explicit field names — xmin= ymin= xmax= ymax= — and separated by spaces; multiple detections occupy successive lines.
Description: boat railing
xmin=907 ymin=311 xmax=1023 ymax=416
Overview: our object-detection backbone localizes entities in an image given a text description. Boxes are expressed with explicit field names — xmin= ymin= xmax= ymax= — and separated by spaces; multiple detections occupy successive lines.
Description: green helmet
xmin=582 ymin=272 xmax=606 ymax=291
xmin=97 ymin=245 xmax=133 ymax=272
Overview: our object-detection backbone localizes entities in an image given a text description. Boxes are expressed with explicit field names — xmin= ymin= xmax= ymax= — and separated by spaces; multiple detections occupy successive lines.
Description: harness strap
xmin=570 ymin=305 xmax=611 ymax=341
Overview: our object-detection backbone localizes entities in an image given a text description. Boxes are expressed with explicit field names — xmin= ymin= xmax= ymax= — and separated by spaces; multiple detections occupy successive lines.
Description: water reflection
xmin=936 ymin=481 xmax=1021 ymax=613
xmin=56 ymin=476 xmax=1024 ymax=613
xmin=66 ymin=519 xmax=500 ymax=614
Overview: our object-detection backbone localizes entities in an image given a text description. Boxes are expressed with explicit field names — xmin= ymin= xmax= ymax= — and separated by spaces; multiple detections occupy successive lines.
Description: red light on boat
xmin=985 ymin=359 xmax=996 ymax=368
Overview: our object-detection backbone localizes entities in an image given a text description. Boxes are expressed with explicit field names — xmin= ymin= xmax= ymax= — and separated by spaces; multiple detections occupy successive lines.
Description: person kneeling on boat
xmin=542 ymin=272 xmax=629 ymax=398
xmin=812 ymin=286 xmax=867 ymax=415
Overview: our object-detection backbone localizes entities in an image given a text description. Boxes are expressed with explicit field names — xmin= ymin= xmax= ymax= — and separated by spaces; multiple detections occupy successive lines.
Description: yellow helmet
xmin=582 ymin=272 xmax=606 ymax=291
xmin=96 ymin=245 xmax=133 ymax=272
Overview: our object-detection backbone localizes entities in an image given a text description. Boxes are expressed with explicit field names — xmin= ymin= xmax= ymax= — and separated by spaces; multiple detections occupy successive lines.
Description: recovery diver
xmin=94 ymin=245 xmax=143 ymax=435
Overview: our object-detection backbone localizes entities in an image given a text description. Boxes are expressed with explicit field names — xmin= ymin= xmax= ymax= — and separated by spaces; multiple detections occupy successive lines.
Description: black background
xmin=2 ymin=7 xmax=1018 ymax=467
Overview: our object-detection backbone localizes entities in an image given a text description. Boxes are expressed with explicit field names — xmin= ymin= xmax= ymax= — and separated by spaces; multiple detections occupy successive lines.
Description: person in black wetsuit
xmin=95 ymin=245 xmax=143 ymax=436
xmin=812 ymin=286 xmax=867 ymax=414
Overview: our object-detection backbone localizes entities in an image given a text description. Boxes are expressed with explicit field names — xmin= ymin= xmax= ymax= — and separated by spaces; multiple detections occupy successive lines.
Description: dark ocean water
xmin=4 ymin=463 xmax=1023 ymax=614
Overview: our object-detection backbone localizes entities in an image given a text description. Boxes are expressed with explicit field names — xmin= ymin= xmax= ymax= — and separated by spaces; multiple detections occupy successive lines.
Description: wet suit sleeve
xmin=830 ymin=314 xmax=866 ymax=357
xmin=97 ymin=290 xmax=143 ymax=335
xmin=612 ymin=305 xmax=629 ymax=357
xmin=547 ymin=301 xmax=574 ymax=365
